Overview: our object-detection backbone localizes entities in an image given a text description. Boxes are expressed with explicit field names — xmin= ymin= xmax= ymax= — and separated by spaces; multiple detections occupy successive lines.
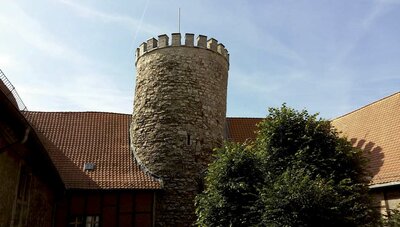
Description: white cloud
xmin=0 ymin=55 xmax=18 ymax=69
xmin=328 ymin=0 xmax=396 ymax=71
xmin=258 ymin=34 xmax=304 ymax=64
xmin=0 ymin=2 xmax=89 ymax=65
xmin=18 ymin=72 xmax=133 ymax=113
xmin=0 ymin=1 xmax=135 ymax=113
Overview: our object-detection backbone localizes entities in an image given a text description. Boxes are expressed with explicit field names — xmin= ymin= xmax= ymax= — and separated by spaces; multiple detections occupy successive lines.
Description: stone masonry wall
xmin=131 ymin=33 xmax=229 ymax=226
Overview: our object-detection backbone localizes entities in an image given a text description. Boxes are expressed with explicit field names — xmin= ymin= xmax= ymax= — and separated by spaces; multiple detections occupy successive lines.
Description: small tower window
xmin=187 ymin=134 xmax=191 ymax=146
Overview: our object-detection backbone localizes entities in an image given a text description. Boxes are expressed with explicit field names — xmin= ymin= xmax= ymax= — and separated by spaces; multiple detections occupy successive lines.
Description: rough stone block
xmin=158 ymin=34 xmax=169 ymax=47
xmin=185 ymin=33 xmax=194 ymax=46
xmin=147 ymin=38 xmax=158 ymax=50
xmin=196 ymin=35 xmax=207 ymax=48
xmin=171 ymin=33 xmax=181 ymax=46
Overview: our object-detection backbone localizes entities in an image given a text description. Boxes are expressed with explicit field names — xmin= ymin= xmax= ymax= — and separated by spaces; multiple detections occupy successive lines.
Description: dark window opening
xmin=196 ymin=177 xmax=205 ymax=193
xmin=187 ymin=134 xmax=191 ymax=146
xmin=68 ymin=216 xmax=83 ymax=227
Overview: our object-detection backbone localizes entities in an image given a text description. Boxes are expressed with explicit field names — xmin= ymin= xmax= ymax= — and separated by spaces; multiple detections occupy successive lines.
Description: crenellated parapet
xmin=135 ymin=33 xmax=229 ymax=64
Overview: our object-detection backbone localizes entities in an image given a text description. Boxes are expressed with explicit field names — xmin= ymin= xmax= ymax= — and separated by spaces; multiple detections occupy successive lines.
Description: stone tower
xmin=131 ymin=33 xmax=229 ymax=226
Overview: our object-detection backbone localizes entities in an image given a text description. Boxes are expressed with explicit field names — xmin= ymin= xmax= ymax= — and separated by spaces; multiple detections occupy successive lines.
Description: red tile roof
xmin=227 ymin=94 xmax=400 ymax=187
xmin=332 ymin=92 xmax=400 ymax=186
xmin=25 ymin=112 xmax=161 ymax=190
xmin=226 ymin=118 xmax=262 ymax=143
xmin=23 ymin=112 xmax=262 ymax=190
xmin=25 ymin=93 xmax=399 ymax=190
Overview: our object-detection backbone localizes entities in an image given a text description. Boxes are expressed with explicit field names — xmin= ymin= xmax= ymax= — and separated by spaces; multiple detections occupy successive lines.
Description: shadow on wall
xmin=350 ymin=138 xmax=384 ymax=180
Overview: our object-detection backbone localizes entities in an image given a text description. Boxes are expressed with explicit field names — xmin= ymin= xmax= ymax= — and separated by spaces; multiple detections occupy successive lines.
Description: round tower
xmin=131 ymin=33 xmax=229 ymax=226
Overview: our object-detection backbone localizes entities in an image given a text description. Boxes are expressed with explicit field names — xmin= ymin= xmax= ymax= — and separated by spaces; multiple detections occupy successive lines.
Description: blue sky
xmin=0 ymin=0 xmax=399 ymax=119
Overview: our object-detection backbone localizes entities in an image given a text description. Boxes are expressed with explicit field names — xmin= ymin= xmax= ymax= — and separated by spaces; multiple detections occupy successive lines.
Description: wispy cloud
xmin=363 ymin=0 xmax=391 ymax=29
xmin=58 ymin=0 xmax=160 ymax=39
xmin=0 ymin=2 xmax=89 ymax=65
xmin=17 ymin=71 xmax=133 ymax=113
xmin=230 ymin=10 xmax=304 ymax=64
xmin=378 ymin=0 xmax=400 ymax=5
xmin=330 ymin=0 xmax=398 ymax=69
xmin=0 ymin=1 xmax=134 ymax=113
xmin=230 ymin=67 xmax=309 ymax=98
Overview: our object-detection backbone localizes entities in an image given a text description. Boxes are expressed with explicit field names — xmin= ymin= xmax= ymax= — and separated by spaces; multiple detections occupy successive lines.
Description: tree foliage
xmin=381 ymin=204 xmax=400 ymax=227
xmin=196 ymin=105 xmax=378 ymax=226
xmin=196 ymin=143 xmax=263 ymax=226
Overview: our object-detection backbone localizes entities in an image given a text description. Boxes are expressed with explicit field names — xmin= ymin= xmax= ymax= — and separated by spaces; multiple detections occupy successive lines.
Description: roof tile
xmin=225 ymin=117 xmax=262 ymax=143
xmin=25 ymin=111 xmax=161 ymax=190
xmin=332 ymin=92 xmax=400 ymax=185
xmin=25 ymin=93 xmax=399 ymax=190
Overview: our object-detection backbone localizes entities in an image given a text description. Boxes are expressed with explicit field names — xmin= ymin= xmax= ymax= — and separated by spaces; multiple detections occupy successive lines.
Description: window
xmin=11 ymin=166 xmax=31 ymax=227
xmin=187 ymin=133 xmax=191 ymax=146
xmin=68 ymin=216 xmax=99 ymax=227
xmin=68 ymin=216 xmax=83 ymax=227
xmin=85 ymin=216 xmax=100 ymax=227
xmin=63 ymin=191 xmax=154 ymax=226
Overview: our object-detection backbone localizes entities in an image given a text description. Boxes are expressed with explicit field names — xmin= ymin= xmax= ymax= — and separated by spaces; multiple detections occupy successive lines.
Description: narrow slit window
xmin=187 ymin=134 xmax=191 ymax=146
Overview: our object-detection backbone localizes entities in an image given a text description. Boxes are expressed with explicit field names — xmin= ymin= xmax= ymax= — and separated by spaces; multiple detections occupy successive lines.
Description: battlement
xmin=135 ymin=33 xmax=229 ymax=63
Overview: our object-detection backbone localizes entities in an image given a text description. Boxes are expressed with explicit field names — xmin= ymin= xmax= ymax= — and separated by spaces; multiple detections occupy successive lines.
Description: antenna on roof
xmin=178 ymin=7 xmax=181 ymax=33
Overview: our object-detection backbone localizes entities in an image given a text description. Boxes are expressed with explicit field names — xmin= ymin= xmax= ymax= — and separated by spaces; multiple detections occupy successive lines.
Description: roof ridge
xmin=332 ymin=91 xmax=400 ymax=121
xmin=27 ymin=113 xmax=265 ymax=119
xmin=26 ymin=110 xmax=131 ymax=116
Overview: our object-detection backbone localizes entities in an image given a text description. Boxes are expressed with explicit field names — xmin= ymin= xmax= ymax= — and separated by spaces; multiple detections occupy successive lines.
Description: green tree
xmin=381 ymin=204 xmax=400 ymax=227
xmin=196 ymin=143 xmax=264 ymax=226
xmin=196 ymin=105 xmax=378 ymax=226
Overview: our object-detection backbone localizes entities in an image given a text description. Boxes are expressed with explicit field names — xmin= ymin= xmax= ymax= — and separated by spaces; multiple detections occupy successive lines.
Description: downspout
xmin=384 ymin=191 xmax=390 ymax=217
xmin=153 ymin=192 xmax=156 ymax=227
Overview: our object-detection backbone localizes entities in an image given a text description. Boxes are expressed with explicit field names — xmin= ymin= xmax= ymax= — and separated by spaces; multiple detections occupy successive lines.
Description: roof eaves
xmin=369 ymin=181 xmax=400 ymax=189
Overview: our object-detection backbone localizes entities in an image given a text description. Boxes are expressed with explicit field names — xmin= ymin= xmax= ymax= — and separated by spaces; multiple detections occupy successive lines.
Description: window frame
xmin=10 ymin=164 xmax=32 ymax=227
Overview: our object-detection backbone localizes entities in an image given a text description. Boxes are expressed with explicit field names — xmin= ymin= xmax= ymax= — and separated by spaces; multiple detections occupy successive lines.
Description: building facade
xmin=0 ymin=74 xmax=62 ymax=227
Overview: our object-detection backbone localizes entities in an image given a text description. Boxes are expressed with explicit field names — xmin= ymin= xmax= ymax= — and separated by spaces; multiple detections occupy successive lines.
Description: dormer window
xmin=84 ymin=163 xmax=96 ymax=171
